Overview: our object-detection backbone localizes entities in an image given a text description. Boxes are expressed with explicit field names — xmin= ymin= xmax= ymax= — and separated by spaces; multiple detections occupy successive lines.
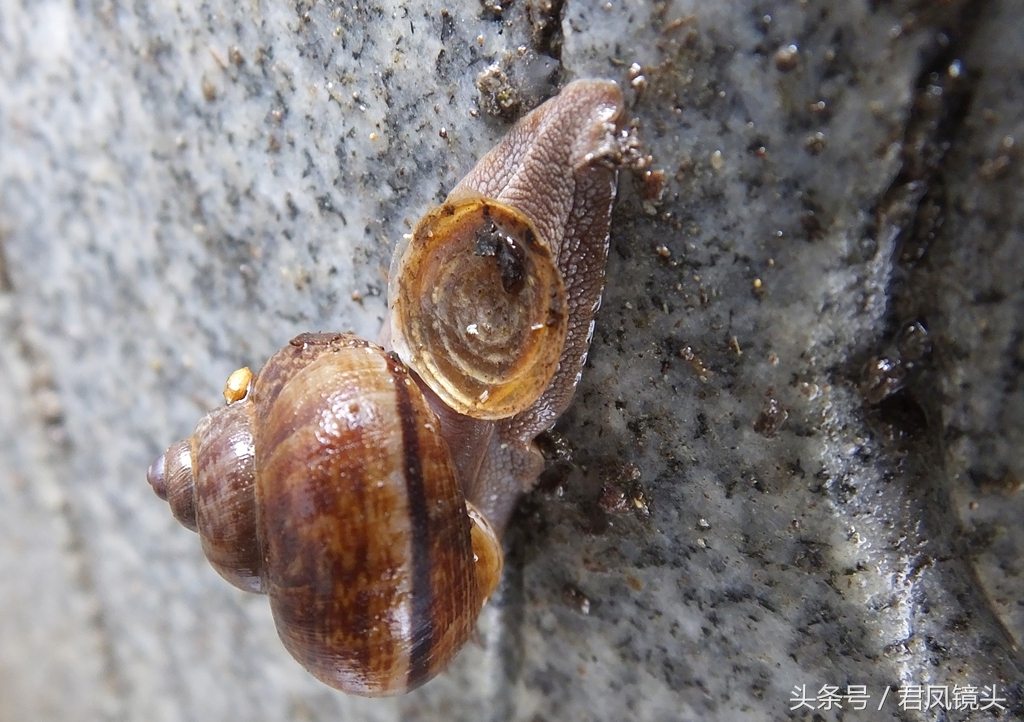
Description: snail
xmin=147 ymin=79 xmax=626 ymax=696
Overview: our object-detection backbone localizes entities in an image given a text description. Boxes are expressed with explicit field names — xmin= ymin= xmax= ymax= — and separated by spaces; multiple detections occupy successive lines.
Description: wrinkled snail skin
xmin=147 ymin=79 xmax=624 ymax=696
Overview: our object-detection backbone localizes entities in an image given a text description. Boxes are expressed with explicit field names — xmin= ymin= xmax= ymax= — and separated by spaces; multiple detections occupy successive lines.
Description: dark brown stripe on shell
xmin=389 ymin=360 xmax=435 ymax=688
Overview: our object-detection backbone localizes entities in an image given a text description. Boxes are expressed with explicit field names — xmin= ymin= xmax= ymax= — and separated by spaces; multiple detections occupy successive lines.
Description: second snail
xmin=147 ymin=79 xmax=630 ymax=696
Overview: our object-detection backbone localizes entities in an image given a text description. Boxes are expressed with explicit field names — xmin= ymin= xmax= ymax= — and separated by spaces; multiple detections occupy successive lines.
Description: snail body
xmin=391 ymin=78 xmax=623 ymax=529
xmin=148 ymin=79 xmax=625 ymax=695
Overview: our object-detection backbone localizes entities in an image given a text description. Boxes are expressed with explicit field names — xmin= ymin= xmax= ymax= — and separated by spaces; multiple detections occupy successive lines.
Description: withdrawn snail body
xmin=147 ymin=79 xmax=625 ymax=695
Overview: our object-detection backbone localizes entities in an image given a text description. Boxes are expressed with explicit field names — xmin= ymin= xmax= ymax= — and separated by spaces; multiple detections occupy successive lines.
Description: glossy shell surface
xmin=149 ymin=333 xmax=503 ymax=696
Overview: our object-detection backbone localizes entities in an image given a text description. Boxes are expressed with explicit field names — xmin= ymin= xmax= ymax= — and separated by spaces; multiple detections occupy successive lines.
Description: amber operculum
xmin=253 ymin=336 xmax=482 ymax=695
xmin=191 ymin=401 xmax=264 ymax=594
xmin=390 ymin=198 xmax=568 ymax=421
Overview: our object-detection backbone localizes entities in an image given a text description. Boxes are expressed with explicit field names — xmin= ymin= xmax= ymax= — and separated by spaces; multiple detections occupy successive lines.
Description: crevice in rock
xmin=0 ymin=231 xmax=12 ymax=293
xmin=57 ymin=498 xmax=131 ymax=719
xmin=857 ymin=0 xmax=1024 ymax=678
xmin=527 ymin=0 xmax=565 ymax=60
xmin=857 ymin=0 xmax=983 ymax=420
xmin=2 ymin=292 xmax=129 ymax=717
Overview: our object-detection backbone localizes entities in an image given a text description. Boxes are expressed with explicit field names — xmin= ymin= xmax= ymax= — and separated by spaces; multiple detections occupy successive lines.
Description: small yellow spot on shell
xmin=223 ymin=367 xmax=253 ymax=404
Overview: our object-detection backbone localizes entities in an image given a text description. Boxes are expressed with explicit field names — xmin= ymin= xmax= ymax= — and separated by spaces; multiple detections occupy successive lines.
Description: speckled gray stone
xmin=1 ymin=0 xmax=1023 ymax=720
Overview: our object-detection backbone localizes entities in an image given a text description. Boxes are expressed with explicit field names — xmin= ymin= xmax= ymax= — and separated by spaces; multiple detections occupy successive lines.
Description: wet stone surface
xmin=1 ymin=0 xmax=1023 ymax=720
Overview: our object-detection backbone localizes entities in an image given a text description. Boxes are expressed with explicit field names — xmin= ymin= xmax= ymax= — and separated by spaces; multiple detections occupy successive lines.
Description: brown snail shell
xmin=148 ymin=333 xmax=502 ymax=696
xmin=147 ymin=79 xmax=626 ymax=696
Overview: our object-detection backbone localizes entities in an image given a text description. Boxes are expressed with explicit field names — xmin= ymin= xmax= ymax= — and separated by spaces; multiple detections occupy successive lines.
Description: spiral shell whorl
xmin=147 ymin=399 xmax=263 ymax=593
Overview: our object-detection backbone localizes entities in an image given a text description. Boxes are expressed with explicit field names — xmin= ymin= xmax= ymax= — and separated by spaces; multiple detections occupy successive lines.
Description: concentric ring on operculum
xmin=390 ymin=197 xmax=568 ymax=420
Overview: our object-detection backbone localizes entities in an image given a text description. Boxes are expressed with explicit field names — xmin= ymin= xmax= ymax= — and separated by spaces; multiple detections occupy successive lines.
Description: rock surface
xmin=1 ymin=0 xmax=1022 ymax=720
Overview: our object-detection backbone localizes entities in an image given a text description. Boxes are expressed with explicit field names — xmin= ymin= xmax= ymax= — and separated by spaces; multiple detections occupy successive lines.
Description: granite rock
xmin=1 ymin=0 xmax=1022 ymax=720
